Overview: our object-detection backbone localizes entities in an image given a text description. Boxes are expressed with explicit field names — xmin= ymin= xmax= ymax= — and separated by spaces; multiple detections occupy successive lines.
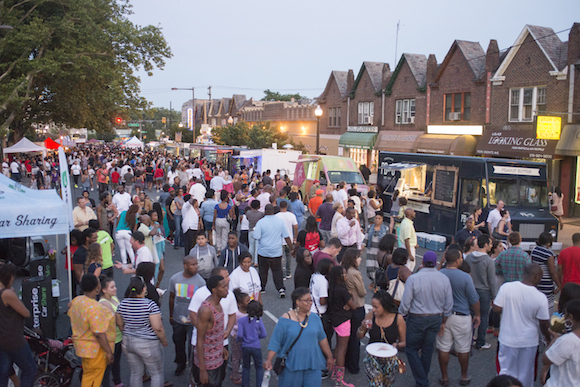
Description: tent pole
xmin=67 ymin=233 xmax=72 ymax=301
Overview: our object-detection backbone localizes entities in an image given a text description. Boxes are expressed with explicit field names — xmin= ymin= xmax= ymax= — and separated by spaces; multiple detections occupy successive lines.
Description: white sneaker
xmin=477 ymin=343 xmax=492 ymax=350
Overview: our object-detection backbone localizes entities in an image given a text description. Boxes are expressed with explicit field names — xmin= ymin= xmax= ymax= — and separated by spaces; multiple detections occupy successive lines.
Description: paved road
xmin=16 ymin=185 xmax=546 ymax=387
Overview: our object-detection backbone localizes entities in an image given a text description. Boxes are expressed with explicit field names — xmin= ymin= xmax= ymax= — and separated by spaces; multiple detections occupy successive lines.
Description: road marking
xmin=264 ymin=310 xmax=279 ymax=323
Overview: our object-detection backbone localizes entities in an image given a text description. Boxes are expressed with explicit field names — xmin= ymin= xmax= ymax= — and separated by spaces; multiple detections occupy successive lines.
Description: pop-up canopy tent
xmin=0 ymin=174 xmax=70 ymax=238
xmin=3 ymin=137 xmax=45 ymax=154
xmin=44 ymin=138 xmax=61 ymax=150
xmin=124 ymin=136 xmax=144 ymax=149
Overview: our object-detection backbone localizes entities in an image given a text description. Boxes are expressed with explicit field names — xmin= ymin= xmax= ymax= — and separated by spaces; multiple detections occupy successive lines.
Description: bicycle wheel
xmin=34 ymin=372 xmax=61 ymax=387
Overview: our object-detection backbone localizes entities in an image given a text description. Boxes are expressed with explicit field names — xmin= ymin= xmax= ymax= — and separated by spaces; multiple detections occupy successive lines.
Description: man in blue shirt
xmin=253 ymin=204 xmax=294 ymax=298
xmin=199 ymin=189 xmax=218 ymax=245
xmin=436 ymin=248 xmax=480 ymax=386
xmin=399 ymin=251 xmax=453 ymax=387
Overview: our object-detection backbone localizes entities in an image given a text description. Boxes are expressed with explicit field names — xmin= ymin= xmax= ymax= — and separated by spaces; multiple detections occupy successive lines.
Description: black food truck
xmin=377 ymin=152 xmax=558 ymax=242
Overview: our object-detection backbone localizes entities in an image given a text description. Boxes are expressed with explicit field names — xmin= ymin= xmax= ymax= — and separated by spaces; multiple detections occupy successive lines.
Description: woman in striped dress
xmin=530 ymin=232 xmax=561 ymax=314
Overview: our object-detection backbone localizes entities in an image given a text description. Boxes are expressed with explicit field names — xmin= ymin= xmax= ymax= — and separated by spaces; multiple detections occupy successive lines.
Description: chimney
xmin=568 ymin=23 xmax=580 ymax=66
xmin=426 ymin=54 xmax=438 ymax=84
xmin=382 ymin=63 xmax=391 ymax=88
xmin=346 ymin=69 xmax=355 ymax=95
xmin=486 ymin=39 xmax=500 ymax=73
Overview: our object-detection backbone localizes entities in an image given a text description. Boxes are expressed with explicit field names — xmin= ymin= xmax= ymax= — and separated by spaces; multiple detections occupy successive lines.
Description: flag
xmin=58 ymin=147 xmax=74 ymax=230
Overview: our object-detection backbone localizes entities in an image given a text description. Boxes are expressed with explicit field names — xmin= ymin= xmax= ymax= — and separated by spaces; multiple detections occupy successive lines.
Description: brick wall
xmin=349 ymin=69 xmax=383 ymax=128
xmin=489 ymin=33 xmax=569 ymax=132
xmin=319 ymin=76 xmax=347 ymax=135
xmin=385 ymin=61 xmax=427 ymax=131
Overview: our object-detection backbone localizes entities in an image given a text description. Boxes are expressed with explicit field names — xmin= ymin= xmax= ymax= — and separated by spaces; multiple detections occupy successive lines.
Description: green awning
xmin=338 ymin=132 xmax=377 ymax=150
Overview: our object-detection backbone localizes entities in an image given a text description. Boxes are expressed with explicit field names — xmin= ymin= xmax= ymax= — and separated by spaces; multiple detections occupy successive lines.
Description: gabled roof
xmin=351 ymin=61 xmax=386 ymax=96
xmin=219 ymin=98 xmax=231 ymax=116
xmin=319 ymin=70 xmax=349 ymax=100
xmin=231 ymin=95 xmax=246 ymax=113
xmin=435 ymin=40 xmax=486 ymax=82
xmin=384 ymin=53 xmax=428 ymax=94
xmin=211 ymin=100 xmax=220 ymax=116
xmin=492 ymin=25 xmax=568 ymax=81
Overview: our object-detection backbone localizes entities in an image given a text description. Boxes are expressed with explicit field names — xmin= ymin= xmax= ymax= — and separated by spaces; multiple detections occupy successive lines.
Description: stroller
xmin=24 ymin=326 xmax=82 ymax=387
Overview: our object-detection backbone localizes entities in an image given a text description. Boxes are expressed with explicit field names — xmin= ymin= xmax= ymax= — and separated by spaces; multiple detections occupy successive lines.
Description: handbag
xmin=374 ymin=251 xmax=390 ymax=290
xmin=273 ymin=315 xmax=307 ymax=375
xmin=551 ymin=205 xmax=558 ymax=212
xmin=387 ymin=266 xmax=405 ymax=303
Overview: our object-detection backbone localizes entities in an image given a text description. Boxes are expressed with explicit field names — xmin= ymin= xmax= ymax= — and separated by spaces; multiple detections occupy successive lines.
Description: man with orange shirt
xmin=308 ymin=189 xmax=324 ymax=220
xmin=558 ymin=233 xmax=580 ymax=286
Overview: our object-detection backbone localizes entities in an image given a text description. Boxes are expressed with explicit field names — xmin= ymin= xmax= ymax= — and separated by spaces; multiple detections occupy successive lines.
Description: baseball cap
xmin=313 ymin=180 xmax=320 ymax=184
xmin=316 ymin=189 xmax=324 ymax=195
xmin=422 ymin=251 xmax=438 ymax=266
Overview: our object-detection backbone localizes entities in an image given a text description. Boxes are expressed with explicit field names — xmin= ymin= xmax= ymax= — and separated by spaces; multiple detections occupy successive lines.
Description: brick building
xmin=317 ymin=70 xmax=353 ymax=155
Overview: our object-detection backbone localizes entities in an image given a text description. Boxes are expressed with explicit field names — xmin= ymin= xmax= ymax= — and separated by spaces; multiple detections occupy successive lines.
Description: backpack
xmin=304 ymin=231 xmax=320 ymax=252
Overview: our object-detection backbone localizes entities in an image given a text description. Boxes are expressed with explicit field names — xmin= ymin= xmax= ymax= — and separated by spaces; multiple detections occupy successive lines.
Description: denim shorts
xmin=203 ymin=220 xmax=213 ymax=230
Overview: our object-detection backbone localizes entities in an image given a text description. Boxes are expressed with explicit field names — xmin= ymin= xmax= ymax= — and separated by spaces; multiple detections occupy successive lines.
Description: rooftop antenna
xmin=394 ymin=20 xmax=400 ymax=65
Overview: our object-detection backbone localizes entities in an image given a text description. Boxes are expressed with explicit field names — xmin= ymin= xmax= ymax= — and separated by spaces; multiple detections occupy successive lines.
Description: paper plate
xmin=365 ymin=343 xmax=398 ymax=358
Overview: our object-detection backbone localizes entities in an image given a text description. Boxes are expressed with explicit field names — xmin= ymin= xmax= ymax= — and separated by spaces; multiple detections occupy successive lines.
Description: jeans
xmin=172 ymin=322 xmax=193 ymax=367
xmin=249 ymin=230 xmax=258 ymax=265
xmin=102 ymin=341 xmax=123 ymax=387
xmin=319 ymin=229 xmax=332 ymax=245
xmin=258 ymin=255 xmax=284 ymax=292
xmin=242 ymin=347 xmax=263 ymax=387
xmin=115 ymin=230 xmax=134 ymax=265
xmin=406 ymin=314 xmax=443 ymax=387
xmin=474 ymin=289 xmax=491 ymax=348
xmin=282 ymin=245 xmax=292 ymax=277
xmin=122 ymin=335 xmax=164 ymax=387
xmin=0 ymin=343 xmax=37 ymax=387
xmin=10 ymin=172 xmax=21 ymax=182
xmin=174 ymin=215 xmax=183 ymax=247
xmin=345 ymin=306 xmax=365 ymax=374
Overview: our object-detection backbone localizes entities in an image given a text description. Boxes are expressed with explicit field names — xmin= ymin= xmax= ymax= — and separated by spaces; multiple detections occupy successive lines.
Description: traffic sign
xmin=128 ymin=123 xmax=140 ymax=127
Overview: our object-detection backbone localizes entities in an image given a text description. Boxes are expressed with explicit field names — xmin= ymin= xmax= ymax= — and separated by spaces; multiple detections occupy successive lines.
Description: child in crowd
xmin=231 ymin=289 xmax=250 ymax=384
xmin=237 ymin=300 xmax=267 ymax=387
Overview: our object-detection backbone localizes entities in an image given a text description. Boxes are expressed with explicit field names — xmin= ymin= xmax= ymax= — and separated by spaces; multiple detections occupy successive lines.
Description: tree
xmin=261 ymin=89 xmax=305 ymax=102
xmin=212 ymin=121 xmax=289 ymax=149
xmin=0 ymin=0 xmax=172 ymax=143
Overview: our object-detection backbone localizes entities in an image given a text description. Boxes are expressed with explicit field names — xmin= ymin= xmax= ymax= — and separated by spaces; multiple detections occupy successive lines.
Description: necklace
xmin=294 ymin=309 xmax=310 ymax=328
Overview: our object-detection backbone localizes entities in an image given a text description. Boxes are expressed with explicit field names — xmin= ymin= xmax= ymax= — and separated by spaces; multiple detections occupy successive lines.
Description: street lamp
xmin=172 ymin=87 xmax=195 ymax=143
xmin=228 ymin=116 xmax=233 ymax=126
xmin=138 ymin=128 xmax=142 ymax=141
xmin=314 ymin=105 xmax=323 ymax=154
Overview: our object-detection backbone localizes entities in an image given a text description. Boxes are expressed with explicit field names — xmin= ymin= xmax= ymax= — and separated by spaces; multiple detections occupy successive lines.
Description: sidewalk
xmin=557 ymin=217 xmax=580 ymax=248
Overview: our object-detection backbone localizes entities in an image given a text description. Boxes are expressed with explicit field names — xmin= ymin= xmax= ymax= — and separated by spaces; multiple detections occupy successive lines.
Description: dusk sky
xmin=129 ymin=0 xmax=579 ymax=113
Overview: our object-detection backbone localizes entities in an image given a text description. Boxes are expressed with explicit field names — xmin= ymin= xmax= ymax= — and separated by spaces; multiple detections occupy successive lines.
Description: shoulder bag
xmin=273 ymin=314 xmax=308 ymax=375
xmin=374 ymin=252 xmax=390 ymax=290
xmin=387 ymin=266 xmax=405 ymax=303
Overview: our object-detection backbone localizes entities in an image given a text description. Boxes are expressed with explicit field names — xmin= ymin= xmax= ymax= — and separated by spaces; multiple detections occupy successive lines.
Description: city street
xmin=12 ymin=185 xmax=556 ymax=387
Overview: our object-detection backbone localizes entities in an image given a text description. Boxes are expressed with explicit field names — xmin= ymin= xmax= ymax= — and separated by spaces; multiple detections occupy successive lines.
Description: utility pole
xmin=394 ymin=20 xmax=400 ymax=66
xmin=208 ymin=86 xmax=211 ymax=101
xmin=169 ymin=101 xmax=172 ymax=138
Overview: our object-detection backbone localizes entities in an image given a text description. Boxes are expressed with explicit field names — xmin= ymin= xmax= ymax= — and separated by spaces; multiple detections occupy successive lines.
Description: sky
xmin=129 ymin=0 xmax=580 ymax=113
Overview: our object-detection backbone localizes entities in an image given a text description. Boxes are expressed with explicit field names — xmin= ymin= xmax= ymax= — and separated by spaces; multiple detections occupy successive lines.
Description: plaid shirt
xmin=495 ymin=246 xmax=531 ymax=282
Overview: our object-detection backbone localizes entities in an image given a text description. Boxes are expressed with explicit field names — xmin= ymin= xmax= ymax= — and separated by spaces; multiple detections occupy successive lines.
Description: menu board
xmin=431 ymin=166 xmax=459 ymax=207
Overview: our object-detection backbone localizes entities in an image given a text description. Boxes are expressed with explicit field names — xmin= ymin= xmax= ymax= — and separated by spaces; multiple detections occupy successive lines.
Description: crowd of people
xmin=1 ymin=144 xmax=580 ymax=387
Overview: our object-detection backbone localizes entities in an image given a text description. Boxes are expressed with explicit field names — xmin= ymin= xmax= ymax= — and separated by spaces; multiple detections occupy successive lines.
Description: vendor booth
xmin=124 ymin=136 xmax=144 ymax=149
xmin=3 ymin=137 xmax=45 ymax=155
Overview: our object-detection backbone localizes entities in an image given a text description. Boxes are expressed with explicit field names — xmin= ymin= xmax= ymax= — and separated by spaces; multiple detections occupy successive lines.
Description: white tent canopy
xmin=0 ymin=174 xmax=70 ymax=238
xmin=3 ymin=137 xmax=45 ymax=154
xmin=124 ymin=136 xmax=144 ymax=149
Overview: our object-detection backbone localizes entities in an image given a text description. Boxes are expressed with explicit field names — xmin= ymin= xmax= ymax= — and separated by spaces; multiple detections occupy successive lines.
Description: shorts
xmin=435 ymin=314 xmax=472 ymax=353
xmin=333 ymin=320 xmax=351 ymax=337
xmin=135 ymin=181 xmax=144 ymax=189
xmin=146 ymin=175 xmax=153 ymax=183
xmin=155 ymin=177 xmax=163 ymax=182
xmin=203 ymin=220 xmax=213 ymax=230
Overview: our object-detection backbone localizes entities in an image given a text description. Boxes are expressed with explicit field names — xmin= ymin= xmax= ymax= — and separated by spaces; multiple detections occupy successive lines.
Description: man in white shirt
xmin=192 ymin=165 xmax=203 ymax=181
xmin=493 ymin=263 xmax=551 ymax=387
xmin=188 ymin=266 xmax=237 ymax=353
xmin=10 ymin=159 xmax=21 ymax=182
xmin=334 ymin=181 xmax=348 ymax=208
xmin=487 ymin=200 xmax=512 ymax=235
xmin=256 ymin=185 xmax=272 ymax=213
xmin=2 ymin=159 xmax=9 ymax=177
xmin=210 ymin=172 xmax=227 ymax=192
xmin=181 ymin=194 xmax=201 ymax=254
xmin=114 ymin=231 xmax=153 ymax=274
xmin=276 ymin=201 xmax=298 ymax=279
xmin=188 ymin=177 xmax=206 ymax=205
xmin=336 ymin=207 xmax=364 ymax=263
xmin=112 ymin=185 xmax=132 ymax=213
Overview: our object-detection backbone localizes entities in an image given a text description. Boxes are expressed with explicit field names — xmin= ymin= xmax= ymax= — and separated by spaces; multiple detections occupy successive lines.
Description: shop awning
xmin=555 ymin=125 xmax=580 ymax=156
xmin=414 ymin=134 xmax=477 ymax=156
xmin=476 ymin=128 xmax=557 ymax=159
xmin=339 ymin=132 xmax=377 ymax=150
xmin=375 ymin=130 xmax=424 ymax=152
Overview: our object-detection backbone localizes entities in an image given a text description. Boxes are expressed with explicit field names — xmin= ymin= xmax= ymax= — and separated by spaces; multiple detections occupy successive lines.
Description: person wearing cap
xmin=309 ymin=188 xmax=323 ymax=216
xmin=309 ymin=180 xmax=321 ymax=200
xmin=399 ymin=251 xmax=453 ymax=387
xmin=114 ymin=231 xmax=154 ymax=275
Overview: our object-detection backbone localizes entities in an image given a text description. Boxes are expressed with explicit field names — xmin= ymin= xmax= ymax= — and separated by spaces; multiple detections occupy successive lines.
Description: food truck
xmin=293 ymin=155 xmax=369 ymax=199
xmin=377 ymin=152 xmax=558 ymax=242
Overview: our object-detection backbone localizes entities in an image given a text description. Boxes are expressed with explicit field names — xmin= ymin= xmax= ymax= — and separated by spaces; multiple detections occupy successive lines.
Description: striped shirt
xmin=117 ymin=298 xmax=160 ymax=340
xmin=531 ymin=246 xmax=556 ymax=298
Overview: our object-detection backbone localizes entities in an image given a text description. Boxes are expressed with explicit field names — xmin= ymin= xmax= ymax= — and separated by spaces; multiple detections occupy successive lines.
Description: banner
xmin=58 ymin=147 xmax=74 ymax=230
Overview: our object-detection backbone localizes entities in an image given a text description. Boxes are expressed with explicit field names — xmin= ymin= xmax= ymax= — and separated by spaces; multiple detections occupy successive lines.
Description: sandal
xmin=460 ymin=378 xmax=472 ymax=386
xmin=439 ymin=378 xmax=450 ymax=386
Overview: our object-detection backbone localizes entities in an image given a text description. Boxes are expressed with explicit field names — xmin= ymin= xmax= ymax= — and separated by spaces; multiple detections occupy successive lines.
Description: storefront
xmin=338 ymin=126 xmax=378 ymax=170
xmin=414 ymin=125 xmax=482 ymax=156
xmin=555 ymin=124 xmax=580 ymax=217
xmin=374 ymin=130 xmax=424 ymax=153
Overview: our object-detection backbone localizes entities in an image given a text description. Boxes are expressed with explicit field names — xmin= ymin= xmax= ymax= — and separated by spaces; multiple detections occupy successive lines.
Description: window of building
xmin=509 ymin=86 xmax=547 ymax=122
xmin=444 ymin=93 xmax=471 ymax=121
xmin=395 ymin=99 xmax=416 ymax=124
xmin=328 ymin=107 xmax=341 ymax=127
xmin=358 ymin=102 xmax=374 ymax=124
